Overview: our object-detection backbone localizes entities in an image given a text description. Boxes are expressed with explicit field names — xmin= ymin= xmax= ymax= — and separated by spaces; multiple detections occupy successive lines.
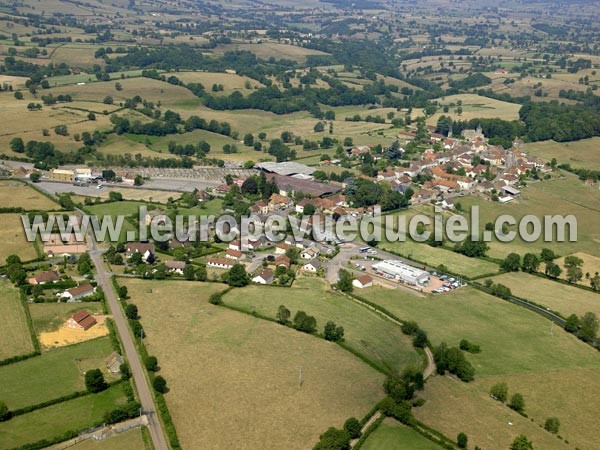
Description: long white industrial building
xmin=372 ymin=260 xmax=430 ymax=286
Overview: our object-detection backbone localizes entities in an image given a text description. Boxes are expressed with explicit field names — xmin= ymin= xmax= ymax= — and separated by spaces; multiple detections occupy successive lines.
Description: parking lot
xmin=328 ymin=243 xmax=466 ymax=294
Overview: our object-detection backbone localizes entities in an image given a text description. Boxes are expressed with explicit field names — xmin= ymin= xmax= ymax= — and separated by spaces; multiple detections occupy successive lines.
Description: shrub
xmin=0 ymin=401 xmax=9 ymax=421
xmin=490 ymin=382 xmax=508 ymax=402
xmin=544 ymin=417 xmax=560 ymax=434
xmin=125 ymin=303 xmax=138 ymax=320
xmin=153 ymin=376 xmax=168 ymax=393
xmin=343 ymin=417 xmax=362 ymax=439
xmin=209 ymin=292 xmax=223 ymax=305
xmin=145 ymin=356 xmax=158 ymax=372
xmin=457 ymin=432 xmax=468 ymax=448
xmin=459 ymin=339 xmax=481 ymax=353
xmin=84 ymin=369 xmax=107 ymax=393
xmin=509 ymin=393 xmax=525 ymax=414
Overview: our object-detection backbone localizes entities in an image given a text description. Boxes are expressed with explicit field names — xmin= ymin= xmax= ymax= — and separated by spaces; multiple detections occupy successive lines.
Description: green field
xmin=365 ymin=286 xmax=600 ymax=449
xmin=223 ymin=279 xmax=421 ymax=373
xmin=0 ymin=337 xmax=116 ymax=410
xmin=85 ymin=200 xmax=148 ymax=218
xmin=525 ymin=137 xmax=600 ymax=170
xmin=124 ymin=278 xmax=384 ymax=450
xmin=0 ymin=214 xmax=39 ymax=263
xmin=458 ymin=174 xmax=600 ymax=259
xmin=484 ymin=271 xmax=600 ymax=318
xmin=361 ymin=419 xmax=442 ymax=450
xmin=380 ymin=238 xmax=499 ymax=279
xmin=0 ymin=383 xmax=129 ymax=450
xmin=0 ymin=280 xmax=34 ymax=361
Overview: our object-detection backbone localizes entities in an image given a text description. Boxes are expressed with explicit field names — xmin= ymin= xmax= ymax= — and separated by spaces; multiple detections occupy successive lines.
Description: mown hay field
xmin=223 ymin=278 xmax=421 ymax=373
xmin=365 ymin=286 xmax=600 ymax=450
xmin=0 ymin=180 xmax=58 ymax=211
xmin=0 ymin=213 xmax=38 ymax=263
xmin=0 ymin=280 xmax=34 ymax=361
xmin=484 ymin=271 xmax=600 ymax=317
xmin=124 ymin=279 xmax=385 ymax=450
xmin=524 ymin=137 xmax=600 ymax=170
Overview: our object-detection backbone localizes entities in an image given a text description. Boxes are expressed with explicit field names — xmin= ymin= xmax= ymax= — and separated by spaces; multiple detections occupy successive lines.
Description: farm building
xmin=67 ymin=309 xmax=97 ymax=331
xmin=265 ymin=173 xmax=342 ymax=198
xmin=372 ymin=260 xmax=430 ymax=286
xmin=353 ymin=275 xmax=373 ymax=289
xmin=255 ymin=161 xmax=315 ymax=176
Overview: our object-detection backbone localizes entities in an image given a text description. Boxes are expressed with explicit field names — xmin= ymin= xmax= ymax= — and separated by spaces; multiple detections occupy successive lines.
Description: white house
xmin=302 ymin=259 xmax=321 ymax=273
xmin=165 ymin=260 xmax=186 ymax=275
xmin=353 ymin=275 xmax=373 ymax=289
xmin=60 ymin=283 xmax=95 ymax=301
xmin=207 ymin=258 xmax=234 ymax=269
xmin=252 ymin=269 xmax=274 ymax=285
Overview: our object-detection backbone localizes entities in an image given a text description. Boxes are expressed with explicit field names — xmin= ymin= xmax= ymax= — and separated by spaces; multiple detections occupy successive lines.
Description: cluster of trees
xmin=449 ymin=72 xmax=492 ymax=90
xmin=483 ymin=280 xmax=513 ymax=300
xmin=454 ymin=238 xmax=489 ymax=258
xmin=436 ymin=116 xmax=525 ymax=149
xmin=345 ymin=178 xmax=412 ymax=211
xmin=276 ymin=305 xmax=317 ymax=334
xmin=400 ymin=320 xmax=429 ymax=349
xmin=433 ymin=342 xmax=475 ymax=382
xmin=564 ymin=311 xmax=599 ymax=342
xmin=183 ymin=115 xmax=234 ymax=137
xmin=167 ymin=140 xmax=211 ymax=158
xmin=313 ymin=417 xmax=362 ymax=450
xmin=519 ymin=101 xmax=600 ymax=142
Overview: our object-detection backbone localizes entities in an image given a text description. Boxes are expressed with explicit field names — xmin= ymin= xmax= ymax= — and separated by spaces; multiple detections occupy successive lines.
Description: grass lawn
xmin=178 ymin=198 xmax=225 ymax=217
xmin=0 ymin=337 xmax=116 ymax=410
xmin=524 ymin=137 xmax=600 ymax=170
xmin=0 ymin=214 xmax=38 ymax=263
xmin=361 ymin=418 xmax=442 ymax=450
xmin=365 ymin=286 xmax=600 ymax=450
xmin=0 ymin=180 xmax=58 ymax=211
xmin=484 ymin=271 xmax=600 ymax=317
xmin=0 ymin=280 xmax=34 ymax=361
xmin=124 ymin=279 xmax=385 ymax=450
xmin=380 ymin=238 xmax=499 ymax=279
xmin=223 ymin=279 xmax=421 ymax=373
xmin=85 ymin=200 xmax=148 ymax=218
xmin=414 ymin=377 xmax=571 ymax=450
xmin=29 ymin=301 xmax=105 ymax=334
xmin=0 ymin=383 xmax=129 ymax=450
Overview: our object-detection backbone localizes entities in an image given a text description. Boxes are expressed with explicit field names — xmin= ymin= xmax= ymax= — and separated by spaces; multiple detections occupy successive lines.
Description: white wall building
xmin=372 ymin=260 xmax=430 ymax=286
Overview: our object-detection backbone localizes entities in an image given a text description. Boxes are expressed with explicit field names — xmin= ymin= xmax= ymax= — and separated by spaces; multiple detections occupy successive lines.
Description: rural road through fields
xmin=85 ymin=228 xmax=170 ymax=450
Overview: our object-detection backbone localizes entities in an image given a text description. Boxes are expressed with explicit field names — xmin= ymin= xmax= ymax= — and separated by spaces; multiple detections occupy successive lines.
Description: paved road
xmin=86 ymin=230 xmax=169 ymax=450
